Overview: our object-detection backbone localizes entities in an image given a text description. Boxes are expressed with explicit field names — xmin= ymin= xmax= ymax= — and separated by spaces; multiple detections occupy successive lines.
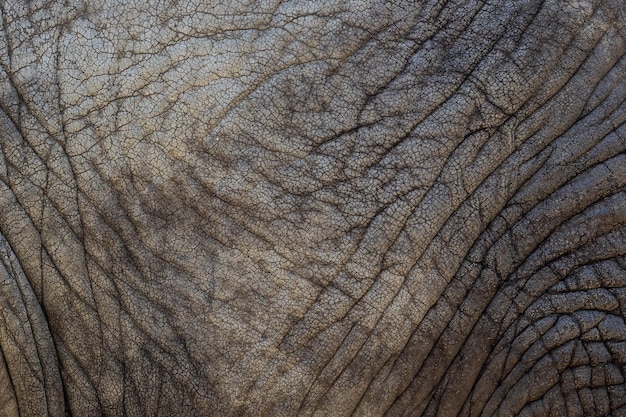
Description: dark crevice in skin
xmin=448 ymin=229 xmax=624 ymax=414
xmin=308 ymin=2 xmax=460 ymax=153
xmin=494 ymin=230 xmax=626 ymax=348
xmin=0 ymin=44 xmax=62 ymax=153
xmin=56 ymin=339 xmax=105 ymax=415
xmin=392 ymin=169 xmax=620 ymax=412
xmin=484 ymin=305 xmax=626 ymax=415
xmin=0 ymin=230 xmax=66 ymax=416
xmin=353 ymin=1 xmax=521 ymax=168
xmin=294 ymin=2 xmax=620 ymax=410
xmin=472 ymin=17 xmax=619 ymax=324
xmin=494 ymin=178 xmax=626 ymax=301
xmin=378 ymin=85 xmax=620 ymax=416
xmin=273 ymin=2 xmax=515 ymax=204
xmin=354 ymin=143 xmax=541 ymax=415
xmin=414 ymin=213 xmax=624 ymax=414
xmin=375 ymin=135 xmax=556 ymax=414
xmin=25 ymin=254 xmax=74 ymax=417
xmin=0 ymin=67 xmax=190 ymax=408
xmin=0 ymin=96 xmax=102 ymax=417
xmin=293 ymin=322 xmax=360 ymax=415
xmin=373 ymin=0 xmax=611 ymax=314
xmin=0 ymin=92 xmax=61 ymax=318
xmin=55 ymin=12 xmax=108 ymax=409
xmin=98 ymin=6 xmax=407 ymax=155
xmin=279 ymin=0 xmax=527 ymax=377
xmin=580 ymin=53 xmax=626 ymax=119
xmin=505 ymin=159 xmax=625 ymax=270
xmin=5 ymin=244 xmax=50 ymax=415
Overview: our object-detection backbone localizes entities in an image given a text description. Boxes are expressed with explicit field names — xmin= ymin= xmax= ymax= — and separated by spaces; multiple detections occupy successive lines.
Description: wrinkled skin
xmin=0 ymin=0 xmax=625 ymax=416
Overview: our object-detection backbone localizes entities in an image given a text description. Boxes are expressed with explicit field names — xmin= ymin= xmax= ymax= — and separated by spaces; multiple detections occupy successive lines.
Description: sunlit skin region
xmin=0 ymin=0 xmax=625 ymax=416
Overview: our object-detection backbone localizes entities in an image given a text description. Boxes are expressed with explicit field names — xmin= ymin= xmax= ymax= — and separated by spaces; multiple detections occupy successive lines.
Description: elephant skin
xmin=0 ymin=0 xmax=625 ymax=416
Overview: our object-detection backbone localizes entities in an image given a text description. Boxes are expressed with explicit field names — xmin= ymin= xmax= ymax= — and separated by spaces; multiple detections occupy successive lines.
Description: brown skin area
xmin=0 ymin=0 xmax=625 ymax=416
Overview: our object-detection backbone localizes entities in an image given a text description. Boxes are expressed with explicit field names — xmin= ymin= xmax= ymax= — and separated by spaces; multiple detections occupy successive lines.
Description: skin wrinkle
xmin=346 ymin=132 xmax=536 ymax=414
xmin=0 ymin=232 xmax=65 ymax=417
xmin=460 ymin=242 xmax=624 ymax=414
xmin=276 ymin=3 xmax=520 ymax=384
xmin=494 ymin=334 xmax=616 ymax=412
xmin=472 ymin=244 xmax=624 ymax=412
xmin=368 ymin=95 xmax=560 ymax=412
xmin=0 ymin=0 xmax=625 ymax=416
xmin=460 ymin=109 xmax=620 ymax=352
xmin=380 ymin=16 xmax=624 ymax=416
xmin=0 ymin=343 xmax=18 ymax=417
xmin=466 ymin=214 xmax=624 ymax=410
xmin=219 ymin=5 xmax=478 ymax=396
xmin=338 ymin=98 xmax=552 ymax=410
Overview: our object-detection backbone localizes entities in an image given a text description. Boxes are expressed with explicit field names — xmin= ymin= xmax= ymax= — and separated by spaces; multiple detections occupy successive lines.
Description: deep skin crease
xmin=0 ymin=0 xmax=625 ymax=416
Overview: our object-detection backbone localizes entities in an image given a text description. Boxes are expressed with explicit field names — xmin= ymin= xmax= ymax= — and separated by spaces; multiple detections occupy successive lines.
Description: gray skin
xmin=0 ymin=0 xmax=625 ymax=416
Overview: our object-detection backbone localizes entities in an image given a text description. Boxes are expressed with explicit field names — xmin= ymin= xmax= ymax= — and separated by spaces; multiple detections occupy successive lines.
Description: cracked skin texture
xmin=0 ymin=0 xmax=625 ymax=415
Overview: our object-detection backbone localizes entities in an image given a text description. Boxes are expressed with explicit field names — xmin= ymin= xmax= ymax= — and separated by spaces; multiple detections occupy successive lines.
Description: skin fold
xmin=0 ymin=0 xmax=625 ymax=415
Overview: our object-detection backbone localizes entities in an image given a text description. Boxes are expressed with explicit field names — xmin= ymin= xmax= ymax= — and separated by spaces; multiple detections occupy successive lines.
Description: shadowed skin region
xmin=0 ymin=0 xmax=625 ymax=416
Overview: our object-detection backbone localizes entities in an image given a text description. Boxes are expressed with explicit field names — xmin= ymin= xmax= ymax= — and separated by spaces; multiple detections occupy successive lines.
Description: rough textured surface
xmin=0 ymin=0 xmax=625 ymax=416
